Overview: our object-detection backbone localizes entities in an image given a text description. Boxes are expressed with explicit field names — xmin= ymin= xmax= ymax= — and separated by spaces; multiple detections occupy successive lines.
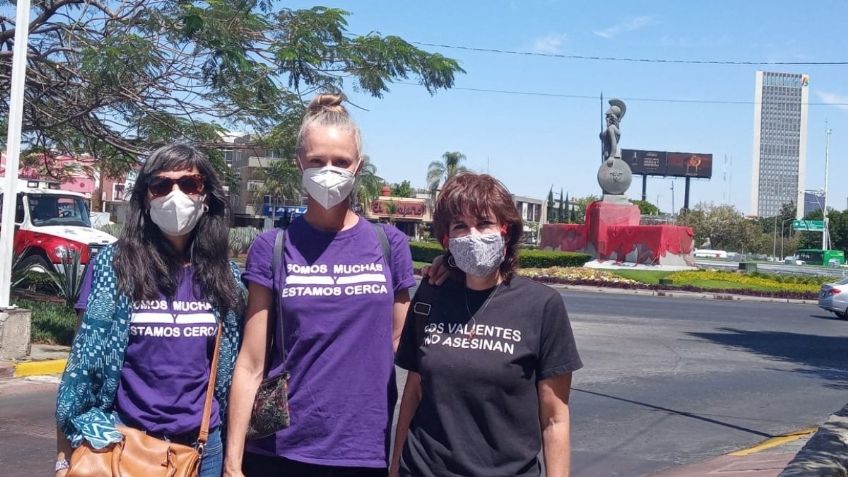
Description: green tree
xmin=546 ymin=188 xmax=555 ymax=223
xmin=676 ymin=203 xmax=758 ymax=252
xmin=571 ymin=195 xmax=600 ymax=224
xmin=354 ymin=155 xmax=385 ymax=210
xmin=558 ymin=189 xmax=566 ymax=224
xmin=427 ymin=151 xmax=468 ymax=196
xmin=631 ymin=200 xmax=660 ymax=215
xmin=255 ymin=158 xmax=301 ymax=207
xmin=1 ymin=3 xmax=464 ymax=180
xmin=391 ymin=180 xmax=416 ymax=198
xmin=798 ymin=208 xmax=848 ymax=253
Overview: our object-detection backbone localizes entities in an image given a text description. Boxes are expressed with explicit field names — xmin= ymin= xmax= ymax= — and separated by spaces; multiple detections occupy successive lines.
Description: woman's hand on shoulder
xmin=422 ymin=254 xmax=450 ymax=286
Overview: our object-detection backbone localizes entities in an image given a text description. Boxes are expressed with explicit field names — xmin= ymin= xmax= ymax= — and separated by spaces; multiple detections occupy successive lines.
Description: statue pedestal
xmin=586 ymin=200 xmax=640 ymax=257
xmin=540 ymin=200 xmax=695 ymax=266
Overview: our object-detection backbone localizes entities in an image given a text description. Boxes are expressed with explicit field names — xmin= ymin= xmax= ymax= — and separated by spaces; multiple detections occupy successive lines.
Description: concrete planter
xmin=0 ymin=308 xmax=32 ymax=360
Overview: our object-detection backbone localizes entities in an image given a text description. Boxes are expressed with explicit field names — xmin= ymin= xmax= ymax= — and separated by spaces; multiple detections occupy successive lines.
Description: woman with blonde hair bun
xmin=224 ymin=93 xmax=415 ymax=477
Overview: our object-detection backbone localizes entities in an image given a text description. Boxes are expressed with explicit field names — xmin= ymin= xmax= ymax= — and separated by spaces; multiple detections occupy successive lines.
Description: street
xmin=1 ymin=289 xmax=846 ymax=477
xmin=565 ymin=289 xmax=847 ymax=476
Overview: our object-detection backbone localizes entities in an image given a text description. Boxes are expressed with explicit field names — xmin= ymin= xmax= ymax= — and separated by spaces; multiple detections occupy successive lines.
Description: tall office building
xmin=750 ymin=71 xmax=809 ymax=219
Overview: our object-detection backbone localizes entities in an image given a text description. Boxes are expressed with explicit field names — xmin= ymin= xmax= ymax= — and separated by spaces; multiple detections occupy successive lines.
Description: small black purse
xmin=247 ymin=228 xmax=291 ymax=440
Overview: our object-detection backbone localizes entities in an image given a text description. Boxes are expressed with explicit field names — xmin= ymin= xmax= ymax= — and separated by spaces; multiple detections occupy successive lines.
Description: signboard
xmin=262 ymin=205 xmax=306 ymax=219
xmin=621 ymin=149 xmax=713 ymax=179
xmin=370 ymin=198 xmax=427 ymax=219
xmin=623 ymin=150 xmax=666 ymax=175
xmin=792 ymin=219 xmax=825 ymax=232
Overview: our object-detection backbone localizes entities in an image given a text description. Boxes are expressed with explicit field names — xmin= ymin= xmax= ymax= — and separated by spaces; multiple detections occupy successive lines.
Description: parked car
xmin=818 ymin=277 xmax=848 ymax=319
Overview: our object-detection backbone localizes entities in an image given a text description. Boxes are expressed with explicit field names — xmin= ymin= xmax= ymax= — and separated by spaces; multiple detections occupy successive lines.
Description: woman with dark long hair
xmin=55 ymin=144 xmax=245 ymax=477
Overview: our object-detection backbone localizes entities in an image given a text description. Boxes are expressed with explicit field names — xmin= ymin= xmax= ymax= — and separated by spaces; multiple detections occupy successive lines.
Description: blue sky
xmin=282 ymin=0 xmax=848 ymax=216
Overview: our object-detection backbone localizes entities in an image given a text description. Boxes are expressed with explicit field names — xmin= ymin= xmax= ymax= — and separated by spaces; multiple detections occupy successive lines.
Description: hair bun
xmin=307 ymin=93 xmax=347 ymax=117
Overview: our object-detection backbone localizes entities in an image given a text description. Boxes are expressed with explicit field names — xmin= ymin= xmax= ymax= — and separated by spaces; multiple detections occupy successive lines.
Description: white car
xmin=819 ymin=277 xmax=848 ymax=319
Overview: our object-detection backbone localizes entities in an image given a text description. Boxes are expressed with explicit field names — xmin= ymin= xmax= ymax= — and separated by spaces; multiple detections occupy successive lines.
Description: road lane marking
xmin=729 ymin=427 xmax=818 ymax=456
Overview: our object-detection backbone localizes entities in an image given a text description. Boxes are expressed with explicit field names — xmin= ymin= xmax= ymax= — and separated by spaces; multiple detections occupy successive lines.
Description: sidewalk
xmin=0 ymin=343 xmax=69 ymax=379
xmin=650 ymin=430 xmax=814 ymax=476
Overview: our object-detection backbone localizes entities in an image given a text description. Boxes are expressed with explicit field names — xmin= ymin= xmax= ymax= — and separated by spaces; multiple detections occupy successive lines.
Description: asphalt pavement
xmin=561 ymin=287 xmax=847 ymax=476
xmin=2 ymin=286 xmax=847 ymax=477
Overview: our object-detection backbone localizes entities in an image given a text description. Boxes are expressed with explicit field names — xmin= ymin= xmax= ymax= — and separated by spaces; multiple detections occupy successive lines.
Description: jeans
xmin=198 ymin=428 xmax=223 ymax=477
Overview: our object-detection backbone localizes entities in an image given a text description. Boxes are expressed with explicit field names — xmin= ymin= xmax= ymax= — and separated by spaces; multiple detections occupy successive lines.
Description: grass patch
xmin=609 ymin=270 xmax=674 ymax=284
xmin=12 ymin=297 xmax=77 ymax=345
xmin=413 ymin=261 xmax=430 ymax=270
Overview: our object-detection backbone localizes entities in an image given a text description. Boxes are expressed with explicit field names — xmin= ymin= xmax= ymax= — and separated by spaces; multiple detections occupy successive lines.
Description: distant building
xmin=364 ymin=186 xmax=432 ymax=240
xmin=750 ymin=71 xmax=809 ymax=219
xmin=804 ymin=190 xmax=825 ymax=216
xmin=217 ymin=134 xmax=301 ymax=227
xmin=513 ymin=195 xmax=545 ymax=243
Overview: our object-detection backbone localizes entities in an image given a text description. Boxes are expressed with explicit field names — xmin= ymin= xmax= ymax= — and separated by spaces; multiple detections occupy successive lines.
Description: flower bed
xmin=519 ymin=267 xmax=818 ymax=300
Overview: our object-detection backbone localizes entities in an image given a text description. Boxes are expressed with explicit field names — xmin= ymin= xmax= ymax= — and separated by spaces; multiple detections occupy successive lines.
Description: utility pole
xmin=823 ymin=125 xmax=831 ymax=251
xmin=670 ymin=180 xmax=676 ymax=217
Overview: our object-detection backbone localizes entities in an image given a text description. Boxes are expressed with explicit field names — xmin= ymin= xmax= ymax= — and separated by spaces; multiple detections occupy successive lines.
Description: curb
xmin=12 ymin=358 xmax=67 ymax=378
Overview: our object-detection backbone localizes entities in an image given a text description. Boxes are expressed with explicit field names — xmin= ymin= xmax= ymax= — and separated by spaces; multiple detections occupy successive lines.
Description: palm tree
xmin=427 ymin=151 xmax=468 ymax=197
xmin=354 ymin=155 xmax=385 ymax=211
xmin=255 ymin=158 xmax=301 ymax=209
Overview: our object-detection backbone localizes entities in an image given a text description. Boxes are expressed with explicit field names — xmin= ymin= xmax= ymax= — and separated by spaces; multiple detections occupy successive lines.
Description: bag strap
xmin=413 ymin=280 xmax=437 ymax=349
xmin=269 ymin=229 xmax=287 ymax=367
xmin=197 ymin=325 xmax=222 ymax=445
xmin=372 ymin=222 xmax=392 ymax=269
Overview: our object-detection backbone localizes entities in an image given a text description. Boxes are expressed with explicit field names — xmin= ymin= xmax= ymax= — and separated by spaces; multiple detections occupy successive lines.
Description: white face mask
xmin=149 ymin=190 xmax=206 ymax=236
xmin=301 ymin=164 xmax=357 ymax=209
xmin=448 ymin=232 xmax=505 ymax=277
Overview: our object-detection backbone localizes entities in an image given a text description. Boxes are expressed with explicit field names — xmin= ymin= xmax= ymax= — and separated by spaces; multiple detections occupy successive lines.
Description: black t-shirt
xmin=395 ymin=276 xmax=583 ymax=477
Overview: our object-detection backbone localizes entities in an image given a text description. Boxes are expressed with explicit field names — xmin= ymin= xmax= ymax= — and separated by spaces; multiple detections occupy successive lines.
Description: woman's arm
xmin=223 ymin=282 xmax=272 ymax=477
xmin=55 ymin=430 xmax=72 ymax=476
xmin=538 ymin=373 xmax=574 ymax=477
xmin=389 ymin=371 xmax=423 ymax=477
xmin=392 ymin=289 xmax=411 ymax=353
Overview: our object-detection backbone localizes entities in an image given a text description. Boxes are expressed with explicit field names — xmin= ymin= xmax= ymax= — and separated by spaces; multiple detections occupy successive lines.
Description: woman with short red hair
xmin=391 ymin=173 xmax=583 ymax=477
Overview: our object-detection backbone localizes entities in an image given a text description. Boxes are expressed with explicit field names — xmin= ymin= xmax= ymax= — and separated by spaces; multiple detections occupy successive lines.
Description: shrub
xmin=666 ymin=270 xmax=820 ymax=294
xmin=519 ymin=250 xmax=593 ymax=268
xmin=409 ymin=242 xmax=592 ymax=268
xmin=13 ymin=297 xmax=76 ymax=345
xmin=409 ymin=241 xmax=444 ymax=263
xmin=97 ymin=222 xmax=123 ymax=238
xmin=229 ymin=227 xmax=260 ymax=257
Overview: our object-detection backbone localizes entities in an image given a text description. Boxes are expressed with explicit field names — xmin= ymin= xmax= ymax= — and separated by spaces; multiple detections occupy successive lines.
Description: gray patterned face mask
xmin=448 ymin=233 xmax=505 ymax=277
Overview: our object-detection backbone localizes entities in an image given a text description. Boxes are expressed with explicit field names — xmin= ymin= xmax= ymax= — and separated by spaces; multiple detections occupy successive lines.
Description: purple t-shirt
xmin=76 ymin=267 xmax=220 ymax=435
xmin=242 ymin=216 xmax=415 ymax=468
xmin=74 ymin=263 xmax=95 ymax=311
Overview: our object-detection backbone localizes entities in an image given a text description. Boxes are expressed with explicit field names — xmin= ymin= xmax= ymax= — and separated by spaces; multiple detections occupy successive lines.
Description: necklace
xmin=463 ymin=283 xmax=501 ymax=339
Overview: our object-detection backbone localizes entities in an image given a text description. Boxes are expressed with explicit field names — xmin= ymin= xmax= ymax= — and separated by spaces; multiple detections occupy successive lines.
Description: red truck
xmin=0 ymin=179 xmax=117 ymax=272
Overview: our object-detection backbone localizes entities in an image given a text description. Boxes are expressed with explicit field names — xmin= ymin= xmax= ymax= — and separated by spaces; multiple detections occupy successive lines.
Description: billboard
xmin=622 ymin=150 xmax=666 ymax=176
xmin=621 ymin=149 xmax=713 ymax=179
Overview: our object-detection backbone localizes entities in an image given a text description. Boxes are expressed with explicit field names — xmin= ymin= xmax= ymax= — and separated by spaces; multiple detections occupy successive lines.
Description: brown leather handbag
xmin=67 ymin=329 xmax=222 ymax=477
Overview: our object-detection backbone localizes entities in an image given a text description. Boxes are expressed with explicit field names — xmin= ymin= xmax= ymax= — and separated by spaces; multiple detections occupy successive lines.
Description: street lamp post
xmin=823 ymin=126 xmax=832 ymax=251
xmin=780 ymin=218 xmax=794 ymax=260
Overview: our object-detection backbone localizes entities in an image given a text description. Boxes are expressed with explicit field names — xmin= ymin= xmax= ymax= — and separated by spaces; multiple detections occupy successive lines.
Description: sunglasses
xmin=148 ymin=174 xmax=205 ymax=198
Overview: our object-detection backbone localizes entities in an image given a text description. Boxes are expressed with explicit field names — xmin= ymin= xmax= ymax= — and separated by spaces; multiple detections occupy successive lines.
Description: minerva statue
xmin=597 ymin=98 xmax=632 ymax=196
xmin=600 ymin=99 xmax=626 ymax=161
